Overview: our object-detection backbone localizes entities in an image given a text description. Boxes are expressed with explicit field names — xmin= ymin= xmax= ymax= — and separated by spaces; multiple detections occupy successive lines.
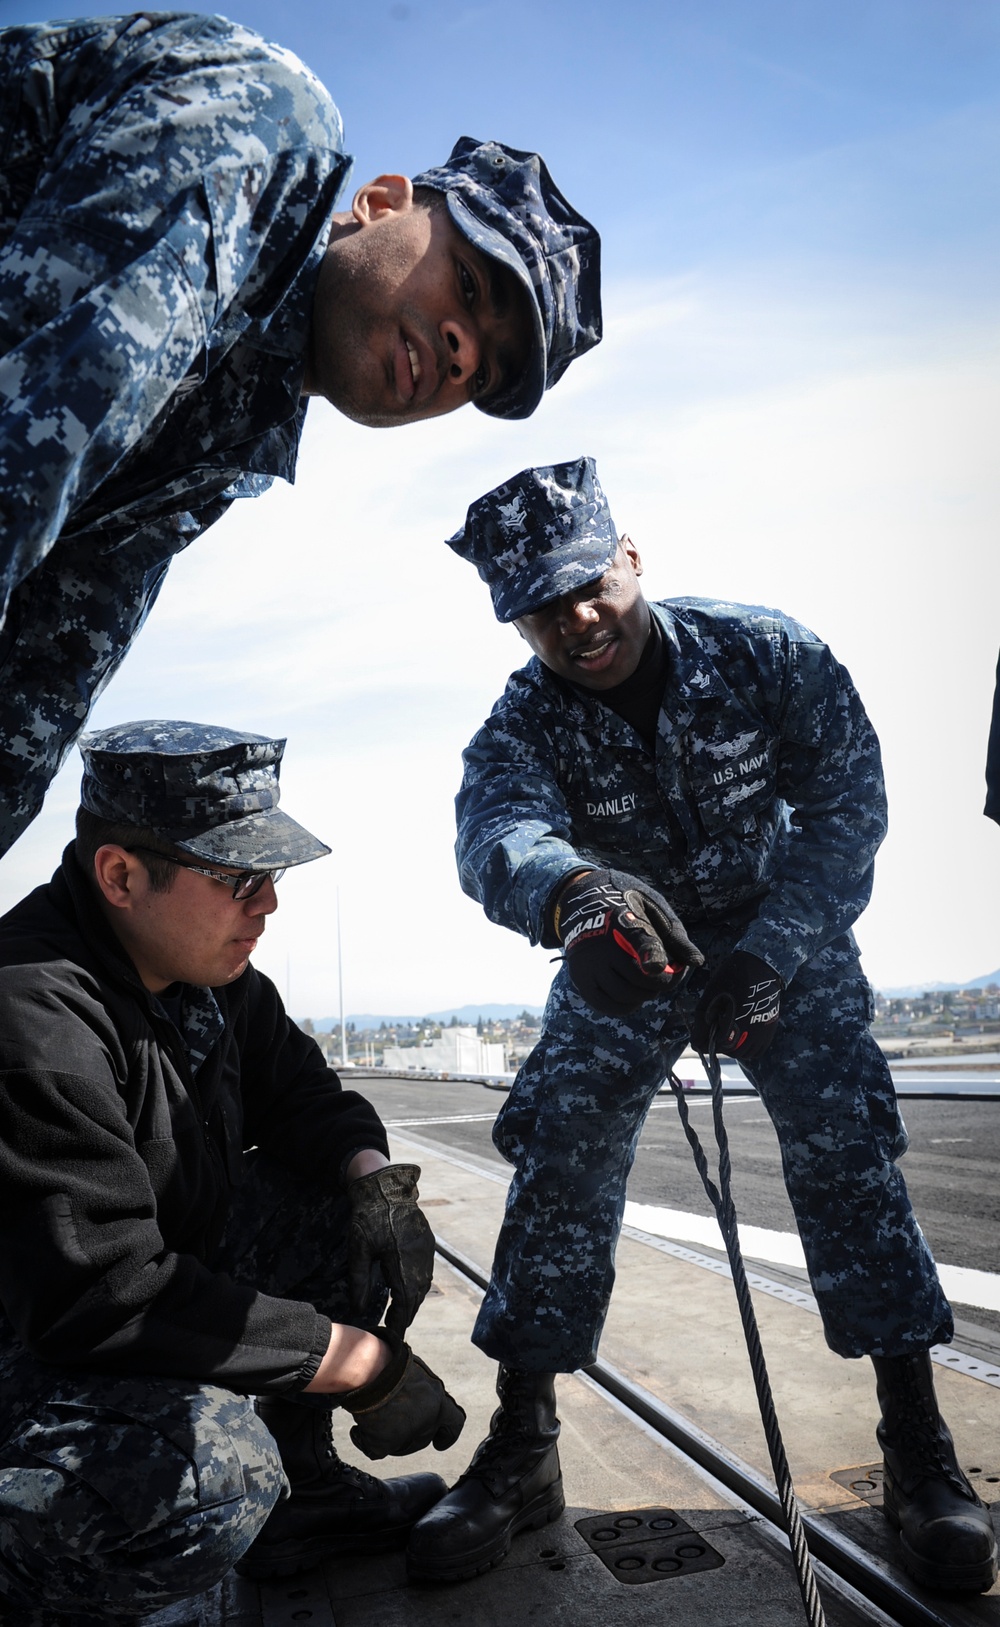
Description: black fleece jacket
xmin=0 ymin=846 xmax=390 ymax=1392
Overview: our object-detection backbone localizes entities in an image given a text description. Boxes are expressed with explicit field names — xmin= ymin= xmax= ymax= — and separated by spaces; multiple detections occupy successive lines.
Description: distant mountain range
xmin=879 ymin=968 xmax=1000 ymax=999
xmin=303 ymin=972 xmax=1000 ymax=1030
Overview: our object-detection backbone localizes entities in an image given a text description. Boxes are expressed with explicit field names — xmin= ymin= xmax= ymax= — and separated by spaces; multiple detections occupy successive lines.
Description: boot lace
xmin=457 ymin=1404 xmax=552 ymax=1490
xmin=318 ymin=1428 xmax=382 ymax=1498
xmin=883 ymin=1374 xmax=974 ymax=1500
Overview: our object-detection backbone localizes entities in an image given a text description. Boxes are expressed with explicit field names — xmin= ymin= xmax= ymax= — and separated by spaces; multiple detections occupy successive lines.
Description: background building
xmin=380 ymin=1025 xmax=507 ymax=1076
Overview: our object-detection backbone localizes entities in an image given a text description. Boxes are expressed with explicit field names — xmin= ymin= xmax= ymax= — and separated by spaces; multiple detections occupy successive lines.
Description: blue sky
xmin=4 ymin=0 xmax=998 ymax=284
xmin=1 ymin=1 xmax=997 ymax=1014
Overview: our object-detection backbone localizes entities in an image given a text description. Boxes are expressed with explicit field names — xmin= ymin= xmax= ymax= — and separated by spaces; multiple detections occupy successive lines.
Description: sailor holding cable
xmin=405 ymin=455 xmax=997 ymax=1597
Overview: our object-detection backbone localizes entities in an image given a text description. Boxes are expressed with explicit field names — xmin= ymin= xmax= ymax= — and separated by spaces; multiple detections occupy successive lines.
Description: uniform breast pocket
xmin=693 ymin=728 xmax=777 ymax=838
xmin=695 ymin=774 xmax=773 ymax=838
xmin=692 ymin=768 xmax=779 ymax=892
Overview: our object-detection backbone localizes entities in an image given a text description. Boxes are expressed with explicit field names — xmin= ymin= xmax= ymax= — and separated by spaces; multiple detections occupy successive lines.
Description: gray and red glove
xmin=554 ymin=868 xmax=703 ymax=1017
xmin=690 ymin=950 xmax=782 ymax=1060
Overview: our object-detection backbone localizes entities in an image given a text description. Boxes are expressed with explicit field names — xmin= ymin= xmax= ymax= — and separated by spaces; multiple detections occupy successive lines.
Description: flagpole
xmin=337 ymin=888 xmax=347 ymax=1067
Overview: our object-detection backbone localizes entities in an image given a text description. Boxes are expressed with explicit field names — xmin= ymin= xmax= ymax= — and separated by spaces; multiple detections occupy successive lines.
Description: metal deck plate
xmin=574 ymin=1507 xmax=725 ymax=1585
xmin=258 ymin=1573 xmax=337 ymax=1626
xmin=830 ymin=1463 xmax=885 ymax=1506
xmin=831 ymin=1459 xmax=1000 ymax=1511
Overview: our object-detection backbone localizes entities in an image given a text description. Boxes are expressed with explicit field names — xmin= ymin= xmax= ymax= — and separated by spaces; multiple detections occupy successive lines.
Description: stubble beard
xmin=309 ymin=224 xmax=430 ymax=429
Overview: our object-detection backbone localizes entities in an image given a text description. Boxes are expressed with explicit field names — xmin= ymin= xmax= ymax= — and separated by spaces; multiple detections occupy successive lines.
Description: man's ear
xmin=93 ymin=845 xmax=142 ymax=911
xmin=619 ymin=533 xmax=643 ymax=577
xmin=352 ymin=173 xmax=414 ymax=225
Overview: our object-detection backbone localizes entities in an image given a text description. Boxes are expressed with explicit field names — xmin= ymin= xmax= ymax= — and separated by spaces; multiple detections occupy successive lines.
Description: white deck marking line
xmin=383 ymin=1113 xmax=498 ymax=1126
xmin=390 ymin=1129 xmax=1000 ymax=1377
xmin=623 ymin=1201 xmax=1000 ymax=1318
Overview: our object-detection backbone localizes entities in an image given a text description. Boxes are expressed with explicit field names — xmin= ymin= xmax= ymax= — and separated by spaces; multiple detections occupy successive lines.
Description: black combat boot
xmin=236 ymin=1395 xmax=447 ymax=1579
xmin=873 ymin=1351 xmax=998 ymax=1593
xmin=406 ymin=1366 xmax=563 ymax=1583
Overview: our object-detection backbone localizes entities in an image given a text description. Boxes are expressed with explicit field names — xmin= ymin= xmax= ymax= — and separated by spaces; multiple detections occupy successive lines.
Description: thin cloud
xmin=4 ymin=272 xmax=997 ymax=1011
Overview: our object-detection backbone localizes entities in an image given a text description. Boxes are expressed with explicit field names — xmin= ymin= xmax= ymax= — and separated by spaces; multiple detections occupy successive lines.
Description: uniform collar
xmin=650 ymin=602 xmax=734 ymax=705
xmin=529 ymin=598 xmax=733 ymax=742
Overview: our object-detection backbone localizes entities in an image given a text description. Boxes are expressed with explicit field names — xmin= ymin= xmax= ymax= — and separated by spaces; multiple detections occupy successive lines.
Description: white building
xmin=380 ymin=1025 xmax=507 ymax=1076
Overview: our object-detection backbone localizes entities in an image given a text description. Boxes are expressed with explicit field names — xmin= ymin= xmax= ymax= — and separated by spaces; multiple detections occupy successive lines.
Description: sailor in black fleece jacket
xmin=0 ymin=721 xmax=462 ymax=1618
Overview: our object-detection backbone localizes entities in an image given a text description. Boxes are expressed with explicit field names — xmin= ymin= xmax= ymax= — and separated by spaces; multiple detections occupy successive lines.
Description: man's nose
xmin=559 ymin=595 xmax=599 ymax=633
xmin=247 ymin=878 xmax=279 ymax=917
xmin=441 ymin=317 xmax=482 ymax=386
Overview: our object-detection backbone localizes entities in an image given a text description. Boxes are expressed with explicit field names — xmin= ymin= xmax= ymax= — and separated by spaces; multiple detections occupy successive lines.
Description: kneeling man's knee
xmin=0 ymin=1380 xmax=285 ymax=1613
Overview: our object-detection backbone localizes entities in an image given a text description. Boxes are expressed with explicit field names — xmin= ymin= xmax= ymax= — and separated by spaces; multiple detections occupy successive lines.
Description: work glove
xmin=690 ymin=950 xmax=782 ymax=1060
xmin=348 ymin=1164 xmax=435 ymax=1338
xmin=554 ymin=867 xmax=704 ymax=1017
xmin=339 ymin=1332 xmax=466 ymax=1460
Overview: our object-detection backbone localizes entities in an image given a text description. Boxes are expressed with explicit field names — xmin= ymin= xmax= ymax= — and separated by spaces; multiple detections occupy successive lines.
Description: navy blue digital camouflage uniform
xmin=0 ymin=14 xmax=602 ymax=864
xmin=0 ymin=12 xmax=351 ymax=858
xmin=455 ymin=596 xmax=953 ymax=1372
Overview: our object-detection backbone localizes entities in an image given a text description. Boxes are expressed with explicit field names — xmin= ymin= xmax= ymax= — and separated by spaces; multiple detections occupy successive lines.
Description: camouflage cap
xmin=412 ymin=138 xmax=601 ymax=420
xmin=78 ymin=722 xmax=331 ymax=870
xmin=447 ymin=456 xmax=618 ymax=623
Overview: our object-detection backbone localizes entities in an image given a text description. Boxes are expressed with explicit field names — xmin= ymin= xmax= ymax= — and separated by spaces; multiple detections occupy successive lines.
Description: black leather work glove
xmin=690 ymin=950 xmax=782 ymax=1060
xmin=348 ymin=1164 xmax=436 ymax=1338
xmin=554 ymin=867 xmax=704 ymax=1017
xmin=339 ymin=1332 xmax=466 ymax=1460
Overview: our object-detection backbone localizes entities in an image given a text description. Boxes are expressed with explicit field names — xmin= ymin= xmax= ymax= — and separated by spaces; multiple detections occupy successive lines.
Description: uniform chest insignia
xmin=584 ymin=791 xmax=639 ymax=818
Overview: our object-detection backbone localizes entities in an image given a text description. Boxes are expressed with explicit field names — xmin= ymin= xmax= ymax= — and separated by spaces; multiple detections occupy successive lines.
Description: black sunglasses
xmin=128 ymin=847 xmax=285 ymax=902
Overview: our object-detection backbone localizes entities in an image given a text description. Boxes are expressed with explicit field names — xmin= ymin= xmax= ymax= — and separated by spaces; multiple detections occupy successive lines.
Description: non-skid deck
xmin=140 ymin=1114 xmax=1000 ymax=1627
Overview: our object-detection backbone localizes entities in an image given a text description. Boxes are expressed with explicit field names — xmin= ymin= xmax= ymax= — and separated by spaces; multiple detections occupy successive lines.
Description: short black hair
xmin=411 ymin=182 xmax=447 ymax=214
xmin=75 ymin=807 xmax=178 ymax=893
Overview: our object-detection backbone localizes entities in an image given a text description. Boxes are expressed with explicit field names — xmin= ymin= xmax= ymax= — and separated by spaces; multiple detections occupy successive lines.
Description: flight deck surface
xmin=139 ymin=1074 xmax=1000 ymax=1627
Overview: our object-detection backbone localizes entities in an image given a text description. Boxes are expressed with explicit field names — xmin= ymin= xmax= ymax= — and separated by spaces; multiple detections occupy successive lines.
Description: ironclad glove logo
xmin=561 ymin=904 xmax=612 ymax=951
xmin=691 ymin=949 xmax=782 ymax=1061
xmin=746 ymin=979 xmax=780 ymax=1027
xmin=555 ymin=868 xmax=703 ymax=1017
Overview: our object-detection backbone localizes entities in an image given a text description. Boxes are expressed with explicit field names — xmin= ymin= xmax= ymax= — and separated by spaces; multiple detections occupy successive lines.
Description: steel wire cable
xmin=671 ymin=1045 xmax=828 ymax=1627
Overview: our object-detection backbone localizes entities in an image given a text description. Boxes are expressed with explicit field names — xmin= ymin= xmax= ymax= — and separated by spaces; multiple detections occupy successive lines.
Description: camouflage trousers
xmin=0 ymin=1154 xmax=357 ymax=1621
xmin=474 ymin=931 xmax=952 ymax=1372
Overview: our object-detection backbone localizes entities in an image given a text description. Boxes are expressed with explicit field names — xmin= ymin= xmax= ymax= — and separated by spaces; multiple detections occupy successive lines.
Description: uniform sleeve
xmin=0 ymin=12 xmax=347 ymax=609
xmin=455 ymin=701 xmax=589 ymax=946
xmin=238 ymin=975 xmax=390 ymax=1180
xmin=0 ymin=968 xmax=330 ymax=1392
xmin=736 ymin=635 xmax=888 ymax=983
xmin=0 ymin=506 xmax=228 ymax=860
xmin=0 ymin=197 xmax=216 ymax=594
